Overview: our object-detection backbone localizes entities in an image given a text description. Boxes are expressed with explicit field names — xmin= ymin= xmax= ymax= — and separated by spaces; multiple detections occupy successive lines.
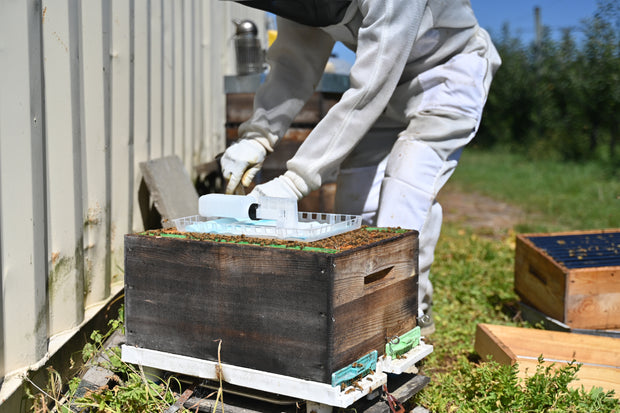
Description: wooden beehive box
xmin=475 ymin=323 xmax=620 ymax=395
xmin=124 ymin=228 xmax=418 ymax=384
xmin=514 ymin=229 xmax=620 ymax=330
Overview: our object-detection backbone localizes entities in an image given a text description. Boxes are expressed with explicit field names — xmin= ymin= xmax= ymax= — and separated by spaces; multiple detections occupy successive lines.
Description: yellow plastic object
xmin=268 ymin=30 xmax=277 ymax=47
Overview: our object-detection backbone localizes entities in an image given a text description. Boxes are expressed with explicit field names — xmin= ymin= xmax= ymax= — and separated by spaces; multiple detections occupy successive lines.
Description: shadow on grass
xmin=487 ymin=293 xmax=523 ymax=322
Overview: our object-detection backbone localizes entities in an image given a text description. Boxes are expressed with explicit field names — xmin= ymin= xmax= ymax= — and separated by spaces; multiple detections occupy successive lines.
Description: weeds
xmin=26 ymin=307 xmax=196 ymax=413
xmin=420 ymin=356 xmax=618 ymax=412
xmin=412 ymin=148 xmax=619 ymax=412
xmin=415 ymin=225 xmax=619 ymax=411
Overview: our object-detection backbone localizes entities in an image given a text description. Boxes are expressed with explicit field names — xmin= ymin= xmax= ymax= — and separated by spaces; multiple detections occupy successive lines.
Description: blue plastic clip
xmin=331 ymin=350 xmax=378 ymax=388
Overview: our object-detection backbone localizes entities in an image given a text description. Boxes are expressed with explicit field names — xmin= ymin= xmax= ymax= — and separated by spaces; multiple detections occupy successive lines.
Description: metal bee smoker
xmin=233 ymin=19 xmax=264 ymax=75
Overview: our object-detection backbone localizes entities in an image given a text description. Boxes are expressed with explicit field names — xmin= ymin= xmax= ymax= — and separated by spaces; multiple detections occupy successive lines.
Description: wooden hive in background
xmin=514 ymin=229 xmax=620 ymax=330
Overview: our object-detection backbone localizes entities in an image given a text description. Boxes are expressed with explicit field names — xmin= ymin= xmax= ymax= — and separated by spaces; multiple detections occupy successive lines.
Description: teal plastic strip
xmin=158 ymin=233 xmax=188 ymax=239
xmin=331 ymin=350 xmax=378 ymax=388
xmin=385 ymin=326 xmax=421 ymax=358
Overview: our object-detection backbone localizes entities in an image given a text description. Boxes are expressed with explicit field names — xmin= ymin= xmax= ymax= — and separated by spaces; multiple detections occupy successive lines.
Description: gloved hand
xmin=221 ymin=136 xmax=269 ymax=194
xmin=249 ymin=173 xmax=306 ymax=201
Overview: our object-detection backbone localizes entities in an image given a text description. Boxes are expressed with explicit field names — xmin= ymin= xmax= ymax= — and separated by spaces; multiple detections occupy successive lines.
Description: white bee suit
xmin=230 ymin=0 xmax=502 ymax=316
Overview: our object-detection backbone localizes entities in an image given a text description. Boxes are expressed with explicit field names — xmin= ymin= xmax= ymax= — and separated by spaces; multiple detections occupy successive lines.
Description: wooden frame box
xmin=475 ymin=323 xmax=620 ymax=395
xmin=514 ymin=229 xmax=620 ymax=330
xmin=124 ymin=229 xmax=418 ymax=384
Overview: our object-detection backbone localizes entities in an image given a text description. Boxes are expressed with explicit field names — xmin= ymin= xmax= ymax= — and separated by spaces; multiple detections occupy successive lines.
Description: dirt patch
xmin=438 ymin=185 xmax=527 ymax=234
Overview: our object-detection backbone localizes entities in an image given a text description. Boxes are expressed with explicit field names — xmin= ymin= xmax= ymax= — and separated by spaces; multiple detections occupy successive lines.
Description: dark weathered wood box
xmin=514 ymin=229 xmax=620 ymax=330
xmin=124 ymin=229 xmax=418 ymax=384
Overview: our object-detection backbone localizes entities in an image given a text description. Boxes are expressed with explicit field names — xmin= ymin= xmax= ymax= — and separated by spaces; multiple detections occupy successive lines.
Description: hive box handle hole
xmin=365 ymin=267 xmax=393 ymax=285
xmin=529 ymin=265 xmax=547 ymax=285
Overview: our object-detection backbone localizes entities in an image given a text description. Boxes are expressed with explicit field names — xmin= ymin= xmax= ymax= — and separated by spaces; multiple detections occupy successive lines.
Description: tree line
xmin=477 ymin=0 xmax=619 ymax=171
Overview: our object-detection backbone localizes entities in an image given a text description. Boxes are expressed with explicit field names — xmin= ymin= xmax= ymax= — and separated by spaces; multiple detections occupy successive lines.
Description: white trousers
xmin=333 ymin=32 xmax=499 ymax=314
xmin=334 ymin=115 xmax=476 ymax=315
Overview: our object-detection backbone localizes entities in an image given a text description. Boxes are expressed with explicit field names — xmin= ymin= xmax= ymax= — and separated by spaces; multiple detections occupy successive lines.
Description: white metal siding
xmin=0 ymin=0 xmax=265 ymax=402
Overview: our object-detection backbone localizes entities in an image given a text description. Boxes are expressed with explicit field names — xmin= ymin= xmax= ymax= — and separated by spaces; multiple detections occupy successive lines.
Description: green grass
xmin=446 ymin=148 xmax=620 ymax=233
xmin=413 ymin=148 xmax=619 ymax=411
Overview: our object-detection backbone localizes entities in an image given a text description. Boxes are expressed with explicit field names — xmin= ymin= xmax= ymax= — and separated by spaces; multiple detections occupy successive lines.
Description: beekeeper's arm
xmin=251 ymin=0 xmax=427 ymax=199
xmin=221 ymin=18 xmax=335 ymax=194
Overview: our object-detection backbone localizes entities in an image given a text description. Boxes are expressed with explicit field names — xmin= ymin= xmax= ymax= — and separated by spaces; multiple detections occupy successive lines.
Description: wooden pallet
xmin=475 ymin=323 xmax=620 ymax=396
xmin=178 ymin=373 xmax=430 ymax=412
xmin=122 ymin=341 xmax=433 ymax=410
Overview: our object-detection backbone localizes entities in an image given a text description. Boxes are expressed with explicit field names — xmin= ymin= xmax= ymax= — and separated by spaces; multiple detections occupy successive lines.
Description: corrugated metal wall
xmin=0 ymin=0 xmax=265 ymax=404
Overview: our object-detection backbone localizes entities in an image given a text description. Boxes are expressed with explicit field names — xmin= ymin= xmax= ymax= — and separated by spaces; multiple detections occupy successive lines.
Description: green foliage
xmin=412 ymin=148 xmax=619 ymax=411
xmin=422 ymin=356 xmax=618 ymax=412
xmin=425 ymin=226 xmax=518 ymax=364
xmin=27 ymin=307 xmax=195 ymax=413
xmin=415 ymin=221 xmax=619 ymax=411
xmin=478 ymin=1 xmax=620 ymax=168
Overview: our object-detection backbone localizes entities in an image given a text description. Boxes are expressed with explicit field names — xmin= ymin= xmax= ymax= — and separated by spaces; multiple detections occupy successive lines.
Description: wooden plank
xmin=363 ymin=375 xmax=430 ymax=413
xmin=139 ymin=155 xmax=198 ymax=226
xmin=332 ymin=235 xmax=416 ymax=305
xmin=475 ymin=323 xmax=620 ymax=395
xmin=474 ymin=324 xmax=521 ymax=366
xmin=327 ymin=230 xmax=417 ymax=373
xmin=71 ymin=330 xmax=125 ymax=400
xmin=565 ymin=267 xmax=620 ymax=328
xmin=164 ymin=382 xmax=196 ymax=413
xmin=332 ymin=277 xmax=417 ymax=371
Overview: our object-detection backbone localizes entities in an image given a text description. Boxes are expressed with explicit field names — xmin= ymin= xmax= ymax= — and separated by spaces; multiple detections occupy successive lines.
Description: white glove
xmin=221 ymin=138 xmax=268 ymax=194
xmin=249 ymin=174 xmax=306 ymax=201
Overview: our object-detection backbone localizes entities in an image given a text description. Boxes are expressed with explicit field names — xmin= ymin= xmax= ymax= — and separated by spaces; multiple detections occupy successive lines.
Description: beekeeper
xmin=222 ymin=0 xmax=501 ymax=334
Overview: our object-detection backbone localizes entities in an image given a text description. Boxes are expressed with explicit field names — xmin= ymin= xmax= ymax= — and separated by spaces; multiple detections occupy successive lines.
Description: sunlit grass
xmin=447 ymin=148 xmax=620 ymax=232
xmin=413 ymin=149 xmax=619 ymax=411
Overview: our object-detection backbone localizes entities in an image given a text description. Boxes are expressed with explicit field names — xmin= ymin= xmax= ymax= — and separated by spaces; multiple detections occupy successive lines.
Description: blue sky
xmin=470 ymin=0 xmax=599 ymax=43
xmin=332 ymin=1 xmax=600 ymax=64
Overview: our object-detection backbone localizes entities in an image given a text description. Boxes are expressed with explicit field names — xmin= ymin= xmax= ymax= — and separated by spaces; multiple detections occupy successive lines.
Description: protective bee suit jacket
xmin=235 ymin=0 xmax=501 ymax=316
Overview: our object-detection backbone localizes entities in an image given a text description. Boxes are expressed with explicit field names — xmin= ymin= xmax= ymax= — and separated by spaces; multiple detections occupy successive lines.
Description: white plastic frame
xmin=121 ymin=341 xmax=433 ymax=408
